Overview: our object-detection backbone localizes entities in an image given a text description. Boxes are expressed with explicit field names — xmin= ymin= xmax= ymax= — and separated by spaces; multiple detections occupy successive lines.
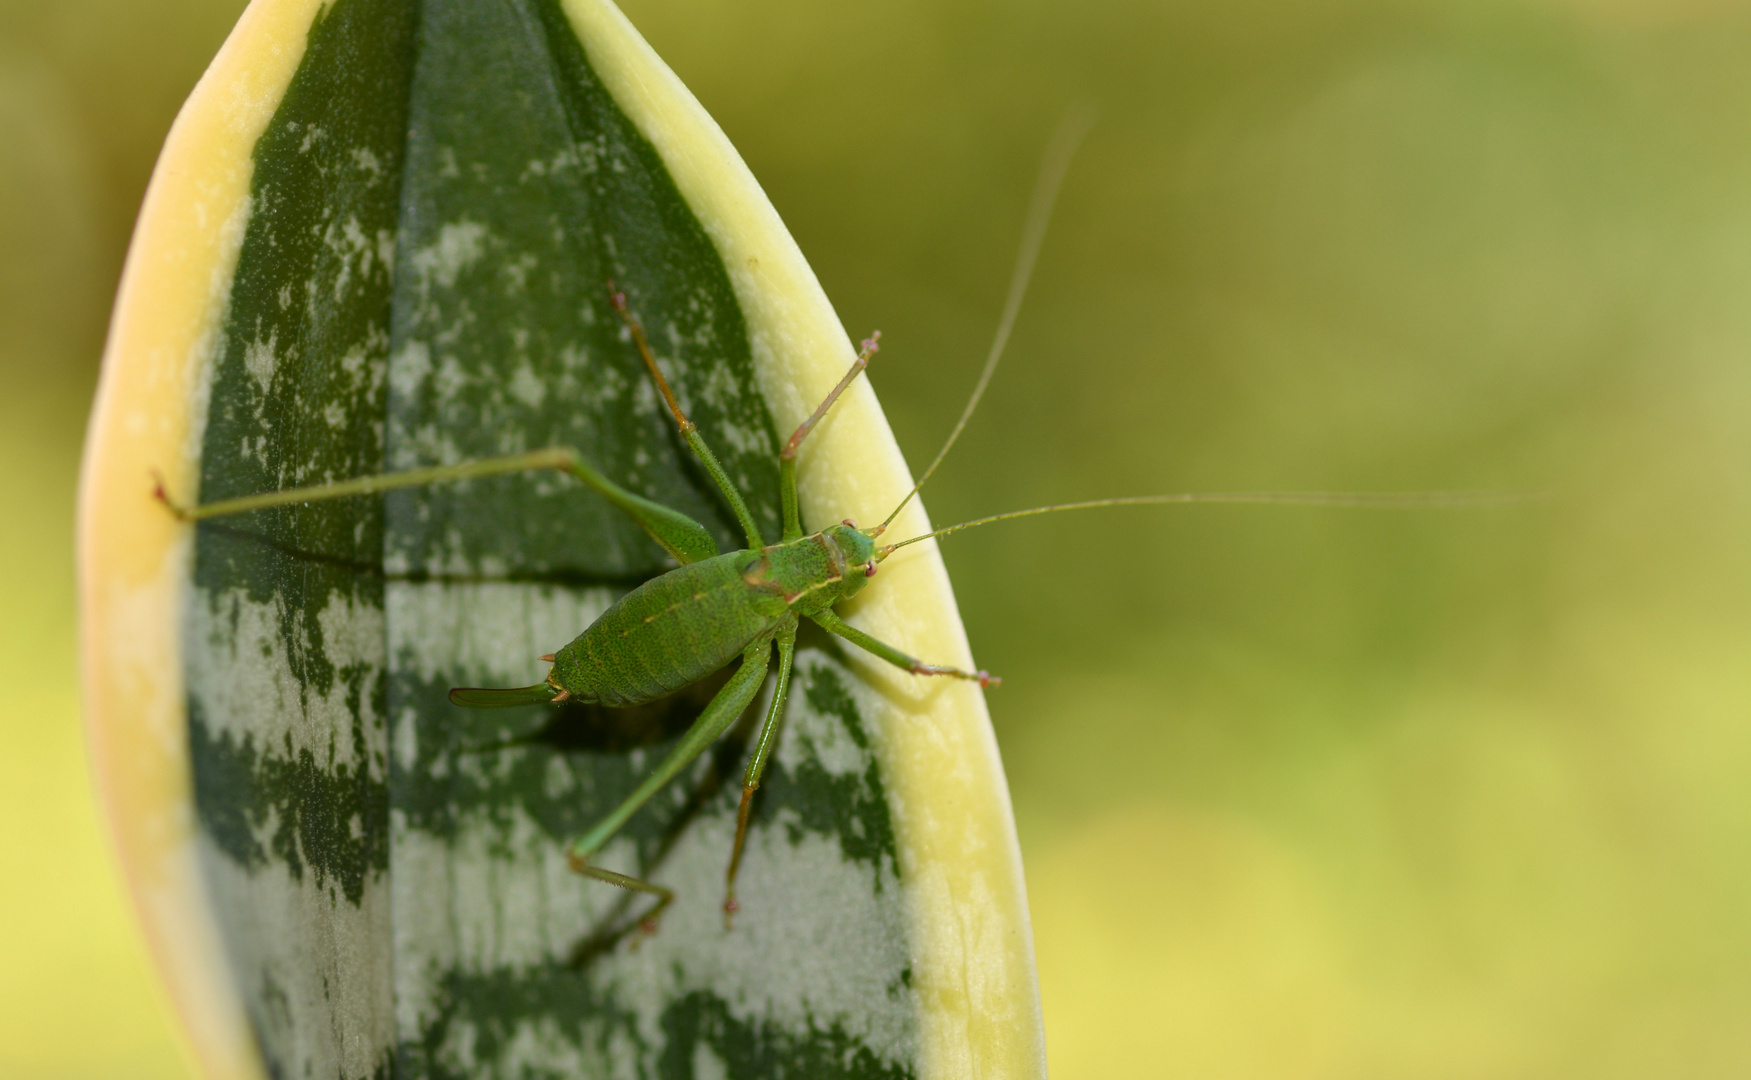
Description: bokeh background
xmin=6 ymin=0 xmax=1750 ymax=1076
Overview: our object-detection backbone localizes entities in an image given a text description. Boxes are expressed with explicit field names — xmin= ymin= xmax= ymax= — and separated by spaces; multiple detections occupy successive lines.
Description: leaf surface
xmin=80 ymin=2 xmax=1042 ymax=1078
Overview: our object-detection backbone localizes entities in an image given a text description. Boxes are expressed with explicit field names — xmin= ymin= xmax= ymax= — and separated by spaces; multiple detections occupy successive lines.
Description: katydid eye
xmin=842 ymin=518 xmax=856 ymax=527
xmin=864 ymin=562 xmax=877 ymax=578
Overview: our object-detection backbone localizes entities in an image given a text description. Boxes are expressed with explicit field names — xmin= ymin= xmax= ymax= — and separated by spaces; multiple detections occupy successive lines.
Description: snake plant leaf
xmin=78 ymin=1 xmax=1042 ymax=1078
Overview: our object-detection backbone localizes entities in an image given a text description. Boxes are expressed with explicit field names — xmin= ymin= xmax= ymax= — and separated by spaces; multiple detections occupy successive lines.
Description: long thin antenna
xmin=877 ymin=105 xmax=1098 ymax=533
xmin=875 ymin=490 xmax=1540 ymax=558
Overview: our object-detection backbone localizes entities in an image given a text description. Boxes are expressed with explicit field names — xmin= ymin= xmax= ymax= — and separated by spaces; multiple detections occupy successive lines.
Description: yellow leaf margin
xmin=77 ymin=2 xmax=1044 ymax=1077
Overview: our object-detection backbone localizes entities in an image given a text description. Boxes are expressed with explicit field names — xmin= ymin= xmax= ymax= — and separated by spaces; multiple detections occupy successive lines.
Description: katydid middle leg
xmin=567 ymin=638 xmax=774 ymax=932
xmin=608 ymin=286 xmax=766 ymax=549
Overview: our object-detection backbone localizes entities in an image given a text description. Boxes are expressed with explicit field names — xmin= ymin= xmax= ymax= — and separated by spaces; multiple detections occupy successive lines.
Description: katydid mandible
xmin=155 ymin=115 xmax=1503 ymax=934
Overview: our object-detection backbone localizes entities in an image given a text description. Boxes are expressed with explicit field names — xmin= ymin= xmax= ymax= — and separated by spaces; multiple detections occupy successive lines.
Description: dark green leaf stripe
xmin=186 ymin=2 xmax=916 ymax=1077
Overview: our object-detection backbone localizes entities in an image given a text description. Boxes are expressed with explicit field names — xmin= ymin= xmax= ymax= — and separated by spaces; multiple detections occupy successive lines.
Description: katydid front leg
xmin=774 ymin=332 xmax=883 ymax=541
xmin=810 ymin=608 xmax=1000 ymax=688
xmin=567 ymin=637 xmax=774 ymax=933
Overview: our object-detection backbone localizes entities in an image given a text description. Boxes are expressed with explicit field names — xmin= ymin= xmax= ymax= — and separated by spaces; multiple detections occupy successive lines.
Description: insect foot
xmin=905 ymin=660 xmax=1001 ymax=688
xmin=567 ymin=849 xmax=675 ymax=945
xmin=149 ymin=471 xmax=191 ymax=521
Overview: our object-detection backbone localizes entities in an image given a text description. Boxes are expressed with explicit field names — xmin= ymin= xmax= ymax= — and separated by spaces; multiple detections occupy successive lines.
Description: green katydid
xmin=155 ymin=117 xmax=1506 ymax=935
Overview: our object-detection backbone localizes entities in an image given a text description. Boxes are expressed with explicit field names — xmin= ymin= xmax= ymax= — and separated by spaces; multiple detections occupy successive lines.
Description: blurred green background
xmin=6 ymin=0 xmax=1749 ymax=1076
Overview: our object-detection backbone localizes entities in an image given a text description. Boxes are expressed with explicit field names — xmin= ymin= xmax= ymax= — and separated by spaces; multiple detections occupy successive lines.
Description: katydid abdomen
xmin=551 ymin=550 xmax=788 ymax=707
xmin=549 ymin=524 xmax=874 ymax=706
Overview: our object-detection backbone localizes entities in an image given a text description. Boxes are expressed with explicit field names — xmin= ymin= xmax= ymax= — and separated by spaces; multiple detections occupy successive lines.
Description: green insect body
xmin=545 ymin=524 xmax=875 ymax=709
xmin=161 ymin=291 xmax=983 ymax=932
xmin=157 ymin=122 xmax=1487 ymax=937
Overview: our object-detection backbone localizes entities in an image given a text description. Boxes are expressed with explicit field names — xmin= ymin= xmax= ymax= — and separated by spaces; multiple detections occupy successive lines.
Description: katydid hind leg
xmin=566 ymin=639 xmax=773 ymax=934
xmin=811 ymin=608 xmax=999 ymax=688
xmin=153 ymin=445 xmax=719 ymax=564
xmin=723 ymin=617 xmax=799 ymax=928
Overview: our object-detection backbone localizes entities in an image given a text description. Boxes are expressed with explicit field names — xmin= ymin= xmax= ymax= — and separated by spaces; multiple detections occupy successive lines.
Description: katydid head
xmin=823 ymin=522 xmax=876 ymax=563
xmin=821 ymin=521 xmax=878 ymax=598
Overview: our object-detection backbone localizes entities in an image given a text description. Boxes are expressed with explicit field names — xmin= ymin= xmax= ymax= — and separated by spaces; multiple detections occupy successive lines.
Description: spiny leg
xmin=153 ymin=445 xmax=718 ymax=565
xmin=567 ymin=639 xmax=773 ymax=934
xmin=608 ymin=285 xmax=766 ymax=549
xmin=810 ymin=608 xmax=1000 ymax=688
xmin=723 ymin=615 xmax=799 ymax=928
xmin=777 ymin=332 xmax=882 ymax=542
